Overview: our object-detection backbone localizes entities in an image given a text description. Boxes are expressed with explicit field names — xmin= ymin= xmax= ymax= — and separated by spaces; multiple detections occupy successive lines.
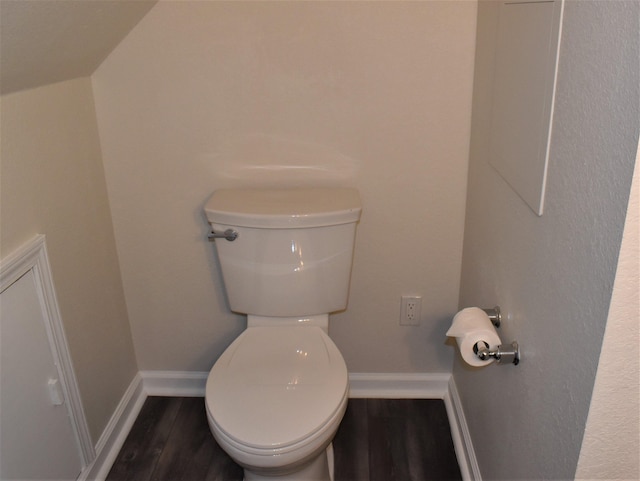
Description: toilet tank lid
xmin=204 ymin=187 xmax=362 ymax=228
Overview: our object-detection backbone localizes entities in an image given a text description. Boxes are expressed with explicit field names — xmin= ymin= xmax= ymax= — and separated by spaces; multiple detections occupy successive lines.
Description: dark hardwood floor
xmin=106 ymin=397 xmax=462 ymax=481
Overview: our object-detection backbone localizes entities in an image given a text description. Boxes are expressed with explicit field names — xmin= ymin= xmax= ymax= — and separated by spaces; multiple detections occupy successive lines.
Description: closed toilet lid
xmin=205 ymin=326 xmax=348 ymax=450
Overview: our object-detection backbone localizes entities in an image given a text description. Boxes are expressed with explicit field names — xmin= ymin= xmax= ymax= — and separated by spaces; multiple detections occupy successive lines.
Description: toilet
xmin=203 ymin=187 xmax=362 ymax=481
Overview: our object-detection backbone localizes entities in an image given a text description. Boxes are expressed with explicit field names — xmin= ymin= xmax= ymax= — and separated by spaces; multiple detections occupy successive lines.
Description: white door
xmin=1 ymin=269 xmax=83 ymax=480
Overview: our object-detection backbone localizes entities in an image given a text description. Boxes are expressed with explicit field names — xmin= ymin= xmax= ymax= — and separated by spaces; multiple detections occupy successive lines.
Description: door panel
xmin=1 ymin=270 xmax=82 ymax=480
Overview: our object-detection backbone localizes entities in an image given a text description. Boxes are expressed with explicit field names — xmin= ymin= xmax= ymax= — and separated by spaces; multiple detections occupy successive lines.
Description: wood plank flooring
xmin=334 ymin=399 xmax=462 ymax=481
xmin=106 ymin=397 xmax=462 ymax=481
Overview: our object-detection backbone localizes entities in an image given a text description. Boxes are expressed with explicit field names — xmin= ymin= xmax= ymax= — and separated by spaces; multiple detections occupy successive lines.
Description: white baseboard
xmin=81 ymin=370 xmax=478 ymax=481
xmin=348 ymin=372 xmax=450 ymax=398
xmin=138 ymin=370 xmax=453 ymax=399
xmin=141 ymin=370 xmax=209 ymax=396
xmin=444 ymin=376 xmax=481 ymax=481
xmin=78 ymin=373 xmax=146 ymax=481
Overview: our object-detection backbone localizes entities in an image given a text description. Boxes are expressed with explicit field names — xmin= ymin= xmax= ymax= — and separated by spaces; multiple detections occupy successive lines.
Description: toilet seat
xmin=205 ymin=326 xmax=348 ymax=453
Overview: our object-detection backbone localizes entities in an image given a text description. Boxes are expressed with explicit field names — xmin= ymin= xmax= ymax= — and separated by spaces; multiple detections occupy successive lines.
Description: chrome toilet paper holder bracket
xmin=476 ymin=306 xmax=519 ymax=365
xmin=473 ymin=340 xmax=520 ymax=365
xmin=482 ymin=306 xmax=501 ymax=327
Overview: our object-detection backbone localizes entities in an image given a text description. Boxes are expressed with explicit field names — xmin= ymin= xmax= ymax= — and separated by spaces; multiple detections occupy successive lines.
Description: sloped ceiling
xmin=0 ymin=0 xmax=157 ymax=95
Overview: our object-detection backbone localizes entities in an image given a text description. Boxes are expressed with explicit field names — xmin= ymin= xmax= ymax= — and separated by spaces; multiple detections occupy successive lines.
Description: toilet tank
xmin=204 ymin=188 xmax=362 ymax=317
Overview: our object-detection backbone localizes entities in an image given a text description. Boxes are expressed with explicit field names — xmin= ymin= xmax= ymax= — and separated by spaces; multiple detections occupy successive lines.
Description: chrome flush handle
xmin=207 ymin=229 xmax=238 ymax=242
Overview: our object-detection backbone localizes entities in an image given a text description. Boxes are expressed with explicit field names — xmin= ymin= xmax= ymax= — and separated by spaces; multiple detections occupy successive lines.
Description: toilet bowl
xmin=203 ymin=188 xmax=362 ymax=481
xmin=205 ymin=325 xmax=348 ymax=480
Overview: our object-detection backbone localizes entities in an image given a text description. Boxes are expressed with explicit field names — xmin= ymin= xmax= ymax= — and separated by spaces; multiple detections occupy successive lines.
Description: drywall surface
xmin=92 ymin=1 xmax=477 ymax=373
xmin=0 ymin=0 xmax=156 ymax=94
xmin=0 ymin=78 xmax=138 ymax=443
xmin=456 ymin=1 xmax=639 ymax=479
xmin=575 ymin=146 xmax=639 ymax=480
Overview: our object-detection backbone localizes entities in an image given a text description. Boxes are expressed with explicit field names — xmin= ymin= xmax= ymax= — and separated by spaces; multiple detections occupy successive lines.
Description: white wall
xmin=0 ymin=78 xmax=138 ymax=443
xmin=456 ymin=1 xmax=639 ymax=479
xmin=576 ymin=144 xmax=639 ymax=479
xmin=92 ymin=0 xmax=477 ymax=373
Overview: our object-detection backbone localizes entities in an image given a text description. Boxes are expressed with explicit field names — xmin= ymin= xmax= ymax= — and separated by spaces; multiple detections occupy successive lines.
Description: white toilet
xmin=203 ymin=187 xmax=362 ymax=481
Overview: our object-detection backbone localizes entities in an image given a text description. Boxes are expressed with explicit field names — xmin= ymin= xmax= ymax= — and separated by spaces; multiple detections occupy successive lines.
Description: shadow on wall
xmin=403 ymin=313 xmax=459 ymax=371
xmin=196 ymin=133 xmax=361 ymax=189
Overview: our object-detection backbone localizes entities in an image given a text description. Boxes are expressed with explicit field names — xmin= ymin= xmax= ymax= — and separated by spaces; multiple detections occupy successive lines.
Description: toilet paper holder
xmin=482 ymin=306 xmax=501 ymax=328
xmin=473 ymin=340 xmax=520 ymax=365
xmin=476 ymin=306 xmax=519 ymax=365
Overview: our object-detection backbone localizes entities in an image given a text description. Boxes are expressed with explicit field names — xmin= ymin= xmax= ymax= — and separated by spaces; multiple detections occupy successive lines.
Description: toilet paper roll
xmin=446 ymin=307 xmax=502 ymax=367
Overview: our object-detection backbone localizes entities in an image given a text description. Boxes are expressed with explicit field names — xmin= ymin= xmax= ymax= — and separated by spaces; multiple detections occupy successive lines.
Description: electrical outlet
xmin=400 ymin=295 xmax=421 ymax=326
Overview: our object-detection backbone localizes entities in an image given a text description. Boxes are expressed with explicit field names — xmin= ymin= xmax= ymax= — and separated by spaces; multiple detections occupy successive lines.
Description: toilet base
xmin=243 ymin=443 xmax=334 ymax=481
